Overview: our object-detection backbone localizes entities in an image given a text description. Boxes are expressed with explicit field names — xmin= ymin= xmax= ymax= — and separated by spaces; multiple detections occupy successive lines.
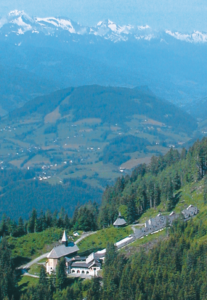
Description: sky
xmin=1 ymin=0 xmax=207 ymax=31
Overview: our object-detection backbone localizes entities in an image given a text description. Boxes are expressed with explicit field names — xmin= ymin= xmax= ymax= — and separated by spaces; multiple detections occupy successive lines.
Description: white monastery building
xmin=46 ymin=231 xmax=79 ymax=274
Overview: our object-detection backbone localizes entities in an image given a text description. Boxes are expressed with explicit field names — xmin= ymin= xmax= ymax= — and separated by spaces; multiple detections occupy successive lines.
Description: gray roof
xmin=71 ymin=260 xmax=101 ymax=269
xmin=71 ymin=262 xmax=90 ymax=268
xmin=47 ymin=242 xmax=79 ymax=259
xmin=113 ymin=217 xmax=127 ymax=226
xmin=94 ymin=253 xmax=105 ymax=259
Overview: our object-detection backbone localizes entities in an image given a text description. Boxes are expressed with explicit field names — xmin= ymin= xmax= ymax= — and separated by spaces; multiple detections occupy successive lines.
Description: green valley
xmin=0 ymin=86 xmax=197 ymax=206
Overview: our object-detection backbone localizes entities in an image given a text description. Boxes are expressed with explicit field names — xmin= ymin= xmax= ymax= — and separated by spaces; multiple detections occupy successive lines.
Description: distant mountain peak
xmin=165 ymin=30 xmax=207 ymax=43
xmin=137 ymin=25 xmax=150 ymax=30
xmin=9 ymin=10 xmax=24 ymax=16
xmin=1 ymin=11 xmax=207 ymax=44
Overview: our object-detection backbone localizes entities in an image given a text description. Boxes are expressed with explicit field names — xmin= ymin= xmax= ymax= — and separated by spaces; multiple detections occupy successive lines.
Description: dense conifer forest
xmin=1 ymin=137 xmax=207 ymax=299
xmin=0 ymin=171 xmax=102 ymax=220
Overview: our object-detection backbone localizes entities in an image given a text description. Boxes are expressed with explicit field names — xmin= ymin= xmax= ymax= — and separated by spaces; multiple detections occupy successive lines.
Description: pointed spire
xmin=119 ymin=212 xmax=122 ymax=218
xmin=62 ymin=230 xmax=68 ymax=245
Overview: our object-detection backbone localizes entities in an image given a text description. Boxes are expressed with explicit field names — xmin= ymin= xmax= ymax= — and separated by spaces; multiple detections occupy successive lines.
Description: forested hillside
xmin=7 ymin=85 xmax=197 ymax=134
xmin=0 ymin=85 xmax=198 ymax=219
xmin=98 ymin=138 xmax=207 ymax=227
xmin=0 ymin=137 xmax=207 ymax=299
xmin=0 ymin=170 xmax=102 ymax=219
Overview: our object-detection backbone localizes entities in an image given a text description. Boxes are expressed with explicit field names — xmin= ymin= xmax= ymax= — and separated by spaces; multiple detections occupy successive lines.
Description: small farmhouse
xmin=113 ymin=212 xmax=127 ymax=228
xmin=46 ymin=230 xmax=79 ymax=274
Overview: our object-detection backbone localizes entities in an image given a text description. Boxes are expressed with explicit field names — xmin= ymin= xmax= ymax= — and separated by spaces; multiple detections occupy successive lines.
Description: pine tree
xmin=56 ymin=257 xmax=66 ymax=290
xmin=17 ymin=217 xmax=25 ymax=237
xmin=174 ymin=171 xmax=181 ymax=191
xmin=0 ymin=238 xmax=17 ymax=299
xmin=167 ymin=180 xmax=174 ymax=211
xmin=27 ymin=209 xmax=37 ymax=233
xmin=86 ymin=277 xmax=101 ymax=300
xmin=39 ymin=266 xmax=48 ymax=287
xmin=103 ymin=243 xmax=118 ymax=299
xmin=154 ymin=183 xmax=161 ymax=208
xmin=204 ymin=176 xmax=207 ymax=204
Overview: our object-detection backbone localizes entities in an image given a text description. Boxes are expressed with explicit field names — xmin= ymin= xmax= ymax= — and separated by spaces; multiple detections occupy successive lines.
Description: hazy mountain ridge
xmin=1 ymin=10 xmax=207 ymax=43
xmin=0 ymin=10 xmax=207 ymax=119
xmin=0 ymin=85 xmax=198 ymax=218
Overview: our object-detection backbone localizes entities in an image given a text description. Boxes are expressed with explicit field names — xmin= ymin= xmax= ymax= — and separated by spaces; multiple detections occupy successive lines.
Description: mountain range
xmin=1 ymin=10 xmax=207 ymax=43
xmin=0 ymin=10 xmax=207 ymax=122
xmin=0 ymin=85 xmax=197 ymax=188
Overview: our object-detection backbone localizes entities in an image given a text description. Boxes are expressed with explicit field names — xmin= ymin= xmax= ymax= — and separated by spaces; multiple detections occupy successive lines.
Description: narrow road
xmin=75 ymin=231 xmax=97 ymax=244
xmin=22 ymin=269 xmax=39 ymax=278
xmin=19 ymin=252 xmax=49 ymax=270
xmin=18 ymin=231 xmax=96 ymax=270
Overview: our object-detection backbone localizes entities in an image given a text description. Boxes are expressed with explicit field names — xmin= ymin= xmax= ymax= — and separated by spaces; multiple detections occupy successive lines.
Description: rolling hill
xmin=1 ymin=10 xmax=207 ymax=115
xmin=0 ymin=85 xmax=197 ymax=198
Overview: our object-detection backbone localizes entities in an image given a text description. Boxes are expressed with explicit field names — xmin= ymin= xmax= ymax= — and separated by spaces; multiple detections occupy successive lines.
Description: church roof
xmin=47 ymin=242 xmax=79 ymax=259
xmin=62 ymin=230 xmax=68 ymax=242
xmin=113 ymin=216 xmax=127 ymax=226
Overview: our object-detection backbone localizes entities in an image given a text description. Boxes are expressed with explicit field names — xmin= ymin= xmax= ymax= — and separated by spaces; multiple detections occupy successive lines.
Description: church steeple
xmin=62 ymin=230 xmax=68 ymax=246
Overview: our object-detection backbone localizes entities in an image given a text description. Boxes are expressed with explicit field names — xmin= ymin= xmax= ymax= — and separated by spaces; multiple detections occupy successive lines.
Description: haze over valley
xmin=0 ymin=10 xmax=207 ymax=218
xmin=1 ymin=2 xmax=207 ymax=300
xmin=0 ymin=10 xmax=207 ymax=115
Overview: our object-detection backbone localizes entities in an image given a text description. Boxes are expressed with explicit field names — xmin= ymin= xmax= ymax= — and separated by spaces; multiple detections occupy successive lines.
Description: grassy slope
xmin=8 ymin=228 xmax=63 ymax=263
xmin=18 ymin=276 xmax=39 ymax=292
xmin=137 ymin=179 xmax=204 ymax=224
xmin=78 ymin=226 xmax=133 ymax=254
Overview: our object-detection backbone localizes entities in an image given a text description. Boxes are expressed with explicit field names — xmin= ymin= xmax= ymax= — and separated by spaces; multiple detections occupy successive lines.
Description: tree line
xmin=18 ymin=217 xmax=207 ymax=300
xmin=98 ymin=138 xmax=207 ymax=228
xmin=2 ymin=138 xmax=207 ymax=237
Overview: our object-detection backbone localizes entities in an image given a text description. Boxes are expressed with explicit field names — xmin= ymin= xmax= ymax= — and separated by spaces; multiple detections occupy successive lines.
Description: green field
xmin=18 ymin=276 xmax=39 ymax=291
xmin=78 ymin=226 xmax=133 ymax=254
xmin=8 ymin=228 xmax=63 ymax=264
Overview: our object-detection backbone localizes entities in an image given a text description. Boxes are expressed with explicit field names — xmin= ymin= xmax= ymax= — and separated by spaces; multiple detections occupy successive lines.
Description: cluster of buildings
xmin=134 ymin=205 xmax=199 ymax=239
xmin=46 ymin=205 xmax=198 ymax=277
xmin=46 ymin=231 xmax=104 ymax=276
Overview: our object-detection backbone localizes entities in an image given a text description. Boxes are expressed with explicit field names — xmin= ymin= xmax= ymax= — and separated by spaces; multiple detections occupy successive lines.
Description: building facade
xmin=46 ymin=230 xmax=79 ymax=274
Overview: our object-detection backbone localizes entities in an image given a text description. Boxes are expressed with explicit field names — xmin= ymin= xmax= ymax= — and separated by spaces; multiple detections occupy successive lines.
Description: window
xmin=82 ymin=271 xmax=85 ymax=274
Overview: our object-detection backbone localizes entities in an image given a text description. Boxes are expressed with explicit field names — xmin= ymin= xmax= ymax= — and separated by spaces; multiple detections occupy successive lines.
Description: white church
xmin=46 ymin=231 xmax=103 ymax=276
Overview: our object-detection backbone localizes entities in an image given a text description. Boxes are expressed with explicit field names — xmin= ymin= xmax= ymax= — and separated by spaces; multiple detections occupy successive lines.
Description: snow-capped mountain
xmin=1 ymin=10 xmax=207 ymax=117
xmin=1 ymin=10 xmax=207 ymax=43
